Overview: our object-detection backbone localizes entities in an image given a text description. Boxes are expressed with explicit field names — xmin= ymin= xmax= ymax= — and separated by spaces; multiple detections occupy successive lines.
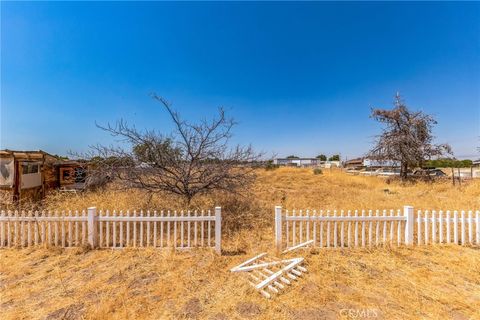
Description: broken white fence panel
xmin=282 ymin=239 xmax=314 ymax=254
xmin=230 ymin=253 xmax=307 ymax=298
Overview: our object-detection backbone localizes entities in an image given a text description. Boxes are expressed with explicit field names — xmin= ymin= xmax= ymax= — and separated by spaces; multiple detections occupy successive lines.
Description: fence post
xmin=215 ymin=207 xmax=222 ymax=255
xmin=87 ymin=207 xmax=98 ymax=249
xmin=404 ymin=205 xmax=414 ymax=245
xmin=275 ymin=206 xmax=283 ymax=250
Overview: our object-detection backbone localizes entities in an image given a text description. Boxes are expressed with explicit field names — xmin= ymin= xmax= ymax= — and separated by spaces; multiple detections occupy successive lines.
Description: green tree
xmin=316 ymin=154 xmax=327 ymax=161
xmin=328 ymin=154 xmax=340 ymax=161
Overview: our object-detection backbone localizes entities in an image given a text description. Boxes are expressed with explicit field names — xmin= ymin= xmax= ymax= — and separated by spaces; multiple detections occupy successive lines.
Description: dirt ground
xmin=1 ymin=168 xmax=480 ymax=319
xmin=1 ymin=245 xmax=479 ymax=320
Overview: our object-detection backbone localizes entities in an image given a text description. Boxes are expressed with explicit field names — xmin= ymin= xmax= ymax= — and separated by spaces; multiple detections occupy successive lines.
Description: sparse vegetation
xmin=313 ymin=168 xmax=322 ymax=175
xmin=368 ymin=93 xmax=452 ymax=179
xmin=1 ymin=168 xmax=479 ymax=319
xmin=87 ymin=95 xmax=261 ymax=204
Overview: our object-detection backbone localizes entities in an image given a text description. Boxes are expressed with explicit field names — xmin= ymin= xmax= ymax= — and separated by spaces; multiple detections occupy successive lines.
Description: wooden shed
xmin=0 ymin=150 xmax=58 ymax=204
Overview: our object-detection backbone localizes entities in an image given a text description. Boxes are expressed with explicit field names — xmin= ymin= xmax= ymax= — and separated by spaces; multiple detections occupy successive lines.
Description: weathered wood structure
xmin=55 ymin=160 xmax=87 ymax=191
xmin=0 ymin=150 xmax=58 ymax=204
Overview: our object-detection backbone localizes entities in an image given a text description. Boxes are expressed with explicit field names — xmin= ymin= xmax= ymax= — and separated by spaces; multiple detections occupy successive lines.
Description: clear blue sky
xmin=1 ymin=2 xmax=479 ymax=159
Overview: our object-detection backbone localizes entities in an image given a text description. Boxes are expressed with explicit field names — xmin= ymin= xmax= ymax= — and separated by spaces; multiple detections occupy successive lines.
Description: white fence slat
xmin=319 ymin=210 xmax=324 ymax=247
xmin=146 ymin=210 xmax=151 ymax=247
xmin=375 ymin=210 xmax=380 ymax=246
xmin=7 ymin=211 xmax=11 ymax=246
xmin=98 ymin=210 xmax=103 ymax=248
xmin=153 ymin=210 xmax=157 ymax=247
xmin=161 ymin=210 xmax=164 ymax=247
xmin=432 ymin=210 xmax=437 ymax=244
xmin=461 ymin=211 xmax=465 ymax=245
xmin=389 ymin=209 xmax=394 ymax=243
xmin=347 ymin=210 xmax=351 ymax=247
xmin=133 ymin=210 xmax=138 ymax=247
xmin=306 ymin=210 xmax=310 ymax=242
xmin=361 ymin=210 xmax=366 ymax=247
xmin=340 ymin=210 xmax=344 ymax=247
xmin=173 ymin=210 xmax=177 ymax=248
xmin=113 ymin=210 xmax=118 ymax=247
xmin=292 ymin=210 xmax=297 ymax=246
xmin=180 ymin=210 xmax=184 ymax=247
xmin=454 ymin=211 xmax=459 ymax=244
xmin=120 ymin=210 xmax=124 ymax=248
xmin=54 ymin=210 xmax=59 ymax=246
xmin=187 ymin=210 xmax=191 ymax=248
xmin=208 ymin=209 xmax=212 ymax=247
xmin=397 ymin=209 xmax=401 ymax=246
xmin=126 ymin=210 xmax=131 ymax=247
xmin=68 ymin=210 xmax=73 ymax=247
xmin=299 ymin=210 xmax=304 ymax=244
xmin=475 ymin=211 xmax=480 ymax=245
xmin=0 ymin=210 xmax=4 ymax=247
xmin=313 ymin=210 xmax=317 ymax=246
xmin=468 ymin=211 xmax=473 ymax=244
xmin=74 ymin=210 xmax=79 ymax=245
xmin=195 ymin=210 xmax=199 ymax=247
xmin=354 ymin=210 xmax=358 ymax=247
xmin=82 ymin=210 xmax=87 ymax=245
xmin=285 ymin=210 xmax=289 ymax=247
xmin=424 ymin=211 xmax=429 ymax=245
xmin=34 ymin=212 xmax=39 ymax=246
xmin=439 ymin=210 xmax=443 ymax=244
xmin=140 ymin=210 xmax=144 ymax=247
xmin=20 ymin=211 xmax=25 ymax=247
xmin=61 ymin=210 xmax=66 ymax=247
xmin=215 ymin=207 xmax=221 ymax=254
xmin=41 ymin=211 xmax=46 ymax=245
xmin=14 ymin=210 xmax=18 ymax=246
xmin=105 ymin=210 xmax=111 ymax=248
xmin=368 ymin=210 xmax=373 ymax=247
xmin=446 ymin=211 xmax=451 ymax=243
xmin=326 ymin=210 xmax=331 ymax=248
xmin=47 ymin=211 xmax=52 ymax=246
xmin=417 ymin=211 xmax=422 ymax=245
xmin=382 ymin=210 xmax=387 ymax=244
xmin=333 ymin=210 xmax=337 ymax=248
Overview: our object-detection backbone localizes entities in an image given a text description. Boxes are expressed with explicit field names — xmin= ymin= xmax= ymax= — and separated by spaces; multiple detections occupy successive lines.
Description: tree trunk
xmin=400 ymin=162 xmax=408 ymax=180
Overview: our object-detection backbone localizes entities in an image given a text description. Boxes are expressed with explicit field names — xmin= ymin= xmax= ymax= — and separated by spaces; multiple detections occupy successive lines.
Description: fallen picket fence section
xmin=0 ymin=207 xmax=222 ymax=253
xmin=230 ymin=253 xmax=307 ymax=299
xmin=275 ymin=206 xmax=480 ymax=250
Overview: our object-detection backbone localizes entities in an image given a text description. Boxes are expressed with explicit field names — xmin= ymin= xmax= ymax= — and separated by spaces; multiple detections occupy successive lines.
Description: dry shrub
xmin=215 ymin=192 xmax=269 ymax=235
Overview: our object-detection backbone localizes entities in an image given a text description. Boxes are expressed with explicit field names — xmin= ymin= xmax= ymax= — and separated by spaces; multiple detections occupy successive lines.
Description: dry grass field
xmin=1 ymin=168 xmax=480 ymax=319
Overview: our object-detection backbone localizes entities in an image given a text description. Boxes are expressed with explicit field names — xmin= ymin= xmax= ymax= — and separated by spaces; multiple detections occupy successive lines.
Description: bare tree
xmin=368 ymin=93 xmax=452 ymax=179
xmin=85 ymin=94 xmax=262 ymax=203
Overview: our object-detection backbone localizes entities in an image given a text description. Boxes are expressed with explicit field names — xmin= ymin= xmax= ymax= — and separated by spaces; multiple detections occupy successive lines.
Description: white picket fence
xmin=275 ymin=206 xmax=480 ymax=249
xmin=0 ymin=207 xmax=222 ymax=253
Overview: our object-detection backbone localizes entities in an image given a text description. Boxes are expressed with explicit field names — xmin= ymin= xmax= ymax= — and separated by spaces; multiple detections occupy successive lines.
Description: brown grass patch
xmin=1 ymin=168 xmax=479 ymax=319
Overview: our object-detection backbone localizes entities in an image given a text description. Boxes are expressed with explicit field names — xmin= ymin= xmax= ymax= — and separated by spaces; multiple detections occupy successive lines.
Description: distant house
xmin=343 ymin=157 xmax=399 ymax=169
xmin=473 ymin=159 xmax=480 ymax=167
xmin=273 ymin=158 xmax=340 ymax=168
xmin=343 ymin=158 xmax=364 ymax=169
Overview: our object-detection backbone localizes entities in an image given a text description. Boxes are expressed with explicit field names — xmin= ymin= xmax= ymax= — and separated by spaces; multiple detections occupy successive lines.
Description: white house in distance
xmin=343 ymin=157 xmax=399 ymax=169
xmin=273 ymin=157 xmax=341 ymax=168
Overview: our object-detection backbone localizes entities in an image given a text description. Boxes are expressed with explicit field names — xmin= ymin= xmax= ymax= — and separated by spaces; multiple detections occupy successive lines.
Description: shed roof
xmin=0 ymin=149 xmax=57 ymax=160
